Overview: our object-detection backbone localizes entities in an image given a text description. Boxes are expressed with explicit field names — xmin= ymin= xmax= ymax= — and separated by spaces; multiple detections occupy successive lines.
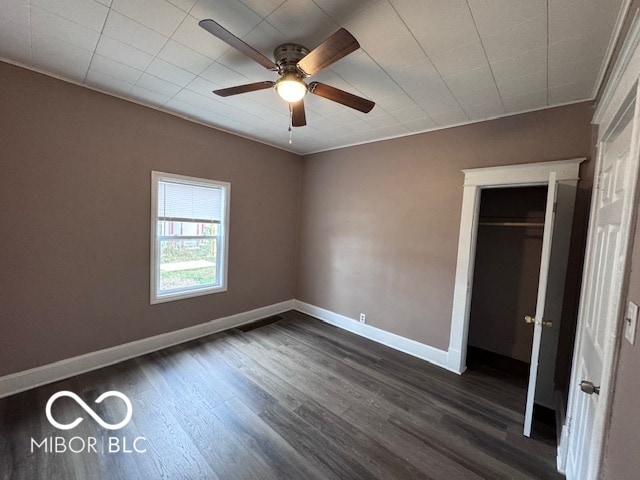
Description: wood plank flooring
xmin=0 ymin=311 xmax=562 ymax=479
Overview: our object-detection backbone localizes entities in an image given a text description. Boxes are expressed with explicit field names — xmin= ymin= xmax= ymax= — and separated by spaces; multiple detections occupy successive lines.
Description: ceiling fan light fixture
xmin=199 ymin=19 xmax=375 ymax=128
xmin=275 ymin=75 xmax=307 ymax=103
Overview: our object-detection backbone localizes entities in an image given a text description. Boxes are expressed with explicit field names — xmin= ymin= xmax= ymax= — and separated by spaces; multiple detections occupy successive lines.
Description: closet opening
xmin=466 ymin=185 xmax=556 ymax=441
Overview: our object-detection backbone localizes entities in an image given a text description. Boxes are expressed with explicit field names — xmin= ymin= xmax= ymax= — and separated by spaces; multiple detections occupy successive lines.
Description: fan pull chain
xmin=288 ymin=104 xmax=293 ymax=144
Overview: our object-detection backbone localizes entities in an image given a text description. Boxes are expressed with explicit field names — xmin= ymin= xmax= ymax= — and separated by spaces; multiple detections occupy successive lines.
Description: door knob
xmin=580 ymin=380 xmax=600 ymax=395
xmin=543 ymin=321 xmax=553 ymax=327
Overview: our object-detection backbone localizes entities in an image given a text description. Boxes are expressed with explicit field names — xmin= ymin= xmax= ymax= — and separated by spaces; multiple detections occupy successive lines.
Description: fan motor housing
xmin=274 ymin=43 xmax=310 ymax=77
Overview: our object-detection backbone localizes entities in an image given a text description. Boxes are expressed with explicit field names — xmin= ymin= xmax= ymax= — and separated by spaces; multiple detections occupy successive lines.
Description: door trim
xmin=447 ymin=158 xmax=585 ymax=373
xmin=594 ymin=6 xmax=640 ymax=129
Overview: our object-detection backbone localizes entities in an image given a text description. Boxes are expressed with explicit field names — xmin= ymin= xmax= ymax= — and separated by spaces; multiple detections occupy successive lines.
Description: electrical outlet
xmin=625 ymin=301 xmax=638 ymax=345
xmin=359 ymin=313 xmax=366 ymax=324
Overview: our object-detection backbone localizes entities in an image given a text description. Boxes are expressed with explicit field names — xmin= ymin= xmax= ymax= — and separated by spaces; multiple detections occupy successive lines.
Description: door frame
xmin=447 ymin=158 xmax=585 ymax=374
xmin=560 ymin=11 xmax=640 ymax=477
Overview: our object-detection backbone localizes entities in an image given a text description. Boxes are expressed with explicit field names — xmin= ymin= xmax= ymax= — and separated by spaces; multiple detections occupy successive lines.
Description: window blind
xmin=158 ymin=180 xmax=223 ymax=223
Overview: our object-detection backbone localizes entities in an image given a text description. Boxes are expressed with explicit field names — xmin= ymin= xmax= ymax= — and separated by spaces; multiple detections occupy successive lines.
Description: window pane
xmin=159 ymin=237 xmax=217 ymax=291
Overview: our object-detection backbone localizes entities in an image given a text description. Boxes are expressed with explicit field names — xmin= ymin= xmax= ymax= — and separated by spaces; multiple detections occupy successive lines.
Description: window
xmin=151 ymin=171 xmax=230 ymax=304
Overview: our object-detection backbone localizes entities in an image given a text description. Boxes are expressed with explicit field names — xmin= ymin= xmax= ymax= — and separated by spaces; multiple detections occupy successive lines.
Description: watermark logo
xmin=32 ymin=390 xmax=146 ymax=454
xmin=46 ymin=391 xmax=133 ymax=430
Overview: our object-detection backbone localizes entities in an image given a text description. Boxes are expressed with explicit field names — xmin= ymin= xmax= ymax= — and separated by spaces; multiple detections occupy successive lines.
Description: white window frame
xmin=150 ymin=171 xmax=230 ymax=304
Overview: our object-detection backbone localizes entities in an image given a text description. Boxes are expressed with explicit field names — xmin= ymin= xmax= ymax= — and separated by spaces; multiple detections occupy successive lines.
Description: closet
xmin=468 ymin=186 xmax=547 ymax=363
xmin=467 ymin=186 xmax=558 ymax=433
xmin=451 ymin=158 xmax=583 ymax=439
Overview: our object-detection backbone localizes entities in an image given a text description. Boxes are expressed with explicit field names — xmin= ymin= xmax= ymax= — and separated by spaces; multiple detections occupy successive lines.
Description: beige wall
xmin=297 ymin=103 xmax=594 ymax=351
xmin=0 ymin=62 xmax=301 ymax=377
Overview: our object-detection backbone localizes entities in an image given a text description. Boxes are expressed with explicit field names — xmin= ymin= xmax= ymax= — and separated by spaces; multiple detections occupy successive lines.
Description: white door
xmin=523 ymin=172 xmax=558 ymax=437
xmin=536 ymin=180 xmax=578 ymax=410
xmin=522 ymin=173 xmax=577 ymax=437
xmin=565 ymin=107 xmax=635 ymax=479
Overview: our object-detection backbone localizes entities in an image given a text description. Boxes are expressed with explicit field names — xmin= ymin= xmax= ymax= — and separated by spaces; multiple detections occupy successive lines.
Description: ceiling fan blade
xmin=297 ymin=28 xmax=360 ymax=76
xmin=291 ymin=100 xmax=306 ymax=127
xmin=309 ymin=82 xmax=375 ymax=113
xmin=199 ymin=19 xmax=278 ymax=71
xmin=213 ymin=81 xmax=275 ymax=97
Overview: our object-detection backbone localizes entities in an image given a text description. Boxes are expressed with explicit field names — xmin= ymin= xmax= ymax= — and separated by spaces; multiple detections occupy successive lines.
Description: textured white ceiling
xmin=0 ymin=0 xmax=627 ymax=154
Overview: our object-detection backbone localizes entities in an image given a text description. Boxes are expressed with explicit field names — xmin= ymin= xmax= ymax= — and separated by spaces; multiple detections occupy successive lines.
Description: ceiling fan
xmin=198 ymin=19 xmax=375 ymax=128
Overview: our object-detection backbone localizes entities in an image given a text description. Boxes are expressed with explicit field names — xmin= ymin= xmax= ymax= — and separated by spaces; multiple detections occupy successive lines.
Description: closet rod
xmin=478 ymin=221 xmax=545 ymax=228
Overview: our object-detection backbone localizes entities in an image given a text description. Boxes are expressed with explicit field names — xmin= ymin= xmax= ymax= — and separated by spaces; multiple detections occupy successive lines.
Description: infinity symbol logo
xmin=46 ymin=391 xmax=133 ymax=430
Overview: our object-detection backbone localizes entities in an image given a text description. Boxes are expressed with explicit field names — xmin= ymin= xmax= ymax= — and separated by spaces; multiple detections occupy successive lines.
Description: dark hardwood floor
xmin=0 ymin=311 xmax=562 ymax=479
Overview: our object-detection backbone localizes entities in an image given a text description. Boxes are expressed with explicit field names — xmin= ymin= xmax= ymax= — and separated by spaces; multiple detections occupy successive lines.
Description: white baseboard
xmin=294 ymin=300 xmax=455 ymax=373
xmin=0 ymin=300 xmax=295 ymax=399
xmin=1 ymin=298 xmax=460 ymax=398
xmin=445 ymin=348 xmax=466 ymax=374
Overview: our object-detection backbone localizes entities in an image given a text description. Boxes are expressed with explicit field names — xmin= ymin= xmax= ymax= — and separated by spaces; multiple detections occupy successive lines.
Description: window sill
xmin=150 ymin=285 xmax=227 ymax=304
